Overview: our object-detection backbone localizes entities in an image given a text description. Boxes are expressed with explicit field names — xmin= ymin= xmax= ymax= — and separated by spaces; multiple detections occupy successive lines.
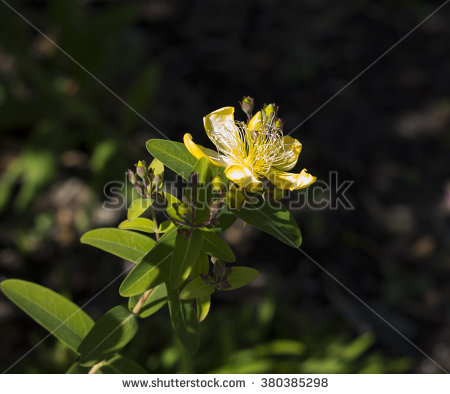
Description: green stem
xmin=150 ymin=206 xmax=160 ymax=241
xmin=132 ymin=206 xmax=160 ymax=315
xmin=88 ymin=360 xmax=106 ymax=374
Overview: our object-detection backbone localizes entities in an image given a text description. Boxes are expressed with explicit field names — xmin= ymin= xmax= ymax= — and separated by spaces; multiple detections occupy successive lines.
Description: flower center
xmin=210 ymin=120 xmax=286 ymax=177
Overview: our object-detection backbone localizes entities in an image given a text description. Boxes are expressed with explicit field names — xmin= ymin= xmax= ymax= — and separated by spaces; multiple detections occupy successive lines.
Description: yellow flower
xmin=183 ymin=106 xmax=316 ymax=192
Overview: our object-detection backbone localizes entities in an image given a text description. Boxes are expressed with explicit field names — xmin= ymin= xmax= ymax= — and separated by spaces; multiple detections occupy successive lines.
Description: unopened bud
xmin=147 ymin=168 xmax=155 ymax=182
xmin=209 ymin=201 xmax=222 ymax=226
xmin=214 ymin=262 xmax=226 ymax=277
xmin=126 ymin=169 xmax=137 ymax=185
xmin=134 ymin=183 xmax=145 ymax=197
xmin=274 ymin=118 xmax=283 ymax=129
xmin=177 ymin=202 xmax=190 ymax=217
xmin=153 ymin=174 xmax=161 ymax=186
xmin=136 ymin=160 xmax=148 ymax=179
xmin=263 ymin=103 xmax=277 ymax=121
xmin=212 ymin=175 xmax=225 ymax=192
xmin=248 ymin=111 xmax=262 ymax=131
xmin=240 ymin=96 xmax=254 ymax=116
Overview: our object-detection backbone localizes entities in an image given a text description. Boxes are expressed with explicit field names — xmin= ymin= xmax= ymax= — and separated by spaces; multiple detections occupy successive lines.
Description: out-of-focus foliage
xmin=0 ymin=0 xmax=158 ymax=213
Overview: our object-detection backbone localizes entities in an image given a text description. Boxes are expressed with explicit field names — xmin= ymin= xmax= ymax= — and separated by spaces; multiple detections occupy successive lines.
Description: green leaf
xmin=66 ymin=363 xmax=90 ymax=374
xmin=0 ymin=279 xmax=94 ymax=352
xmin=98 ymin=354 xmax=147 ymax=374
xmin=81 ymin=228 xmax=155 ymax=263
xmin=164 ymin=192 xmax=182 ymax=221
xmin=149 ymin=158 xmax=164 ymax=186
xmin=224 ymin=267 xmax=259 ymax=290
xmin=146 ymin=139 xmax=197 ymax=180
xmin=233 ymin=201 xmax=302 ymax=247
xmin=193 ymin=156 xmax=211 ymax=185
xmin=158 ymin=220 xmax=174 ymax=233
xmin=119 ymin=217 xmax=154 ymax=233
xmin=119 ymin=218 xmax=173 ymax=234
xmin=128 ymin=283 xmax=167 ymax=318
xmin=167 ymin=287 xmax=200 ymax=354
xmin=170 ymin=229 xmax=203 ymax=288
xmin=119 ymin=227 xmax=177 ymax=296
xmin=180 ymin=277 xmax=215 ymax=300
xmin=196 ymin=296 xmax=211 ymax=323
xmin=190 ymin=251 xmax=209 ymax=278
xmin=78 ymin=305 xmax=138 ymax=366
xmin=127 ymin=198 xmax=153 ymax=221
xmin=201 ymin=230 xmax=235 ymax=262
xmin=207 ymin=205 xmax=237 ymax=232
xmin=190 ymin=157 xmax=212 ymax=223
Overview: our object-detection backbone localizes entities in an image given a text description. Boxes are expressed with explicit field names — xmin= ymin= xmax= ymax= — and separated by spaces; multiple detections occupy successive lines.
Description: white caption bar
xmin=1 ymin=374 xmax=448 ymax=394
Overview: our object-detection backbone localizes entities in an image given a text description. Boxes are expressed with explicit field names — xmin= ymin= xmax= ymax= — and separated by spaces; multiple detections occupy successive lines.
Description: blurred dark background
xmin=1 ymin=0 xmax=449 ymax=373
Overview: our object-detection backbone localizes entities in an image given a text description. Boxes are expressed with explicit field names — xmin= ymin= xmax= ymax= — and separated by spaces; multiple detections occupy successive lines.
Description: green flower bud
xmin=212 ymin=175 xmax=225 ymax=192
xmin=240 ymin=96 xmax=254 ymax=116
xmin=177 ymin=202 xmax=190 ymax=217
xmin=274 ymin=117 xmax=283 ymax=129
xmin=263 ymin=103 xmax=277 ymax=121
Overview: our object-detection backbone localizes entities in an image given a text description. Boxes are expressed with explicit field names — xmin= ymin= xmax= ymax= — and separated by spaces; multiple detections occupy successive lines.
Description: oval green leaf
xmin=190 ymin=251 xmax=209 ymax=278
xmin=233 ymin=201 xmax=302 ymax=247
xmin=0 ymin=279 xmax=94 ymax=352
xmin=119 ymin=218 xmax=173 ymax=234
xmin=196 ymin=296 xmax=211 ymax=323
xmin=164 ymin=192 xmax=182 ymax=220
xmin=170 ymin=229 xmax=203 ymax=288
xmin=127 ymin=198 xmax=153 ymax=221
xmin=78 ymin=305 xmax=138 ymax=366
xmin=190 ymin=157 xmax=212 ymax=223
xmin=224 ymin=267 xmax=259 ymax=291
xmin=119 ymin=217 xmax=155 ymax=233
xmin=167 ymin=287 xmax=200 ymax=354
xmin=81 ymin=228 xmax=155 ymax=263
xmin=180 ymin=277 xmax=215 ymax=300
xmin=119 ymin=227 xmax=177 ymax=296
xmin=201 ymin=230 xmax=235 ymax=262
xmin=208 ymin=206 xmax=237 ymax=232
xmin=146 ymin=139 xmax=197 ymax=180
xmin=149 ymin=158 xmax=164 ymax=185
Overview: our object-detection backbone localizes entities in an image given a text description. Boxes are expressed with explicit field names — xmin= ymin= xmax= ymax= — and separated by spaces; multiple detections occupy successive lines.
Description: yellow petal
xmin=271 ymin=136 xmax=302 ymax=171
xmin=267 ymin=168 xmax=316 ymax=191
xmin=203 ymin=106 xmax=235 ymax=137
xmin=203 ymin=106 xmax=246 ymax=158
xmin=224 ymin=164 xmax=263 ymax=192
xmin=183 ymin=133 xmax=226 ymax=167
